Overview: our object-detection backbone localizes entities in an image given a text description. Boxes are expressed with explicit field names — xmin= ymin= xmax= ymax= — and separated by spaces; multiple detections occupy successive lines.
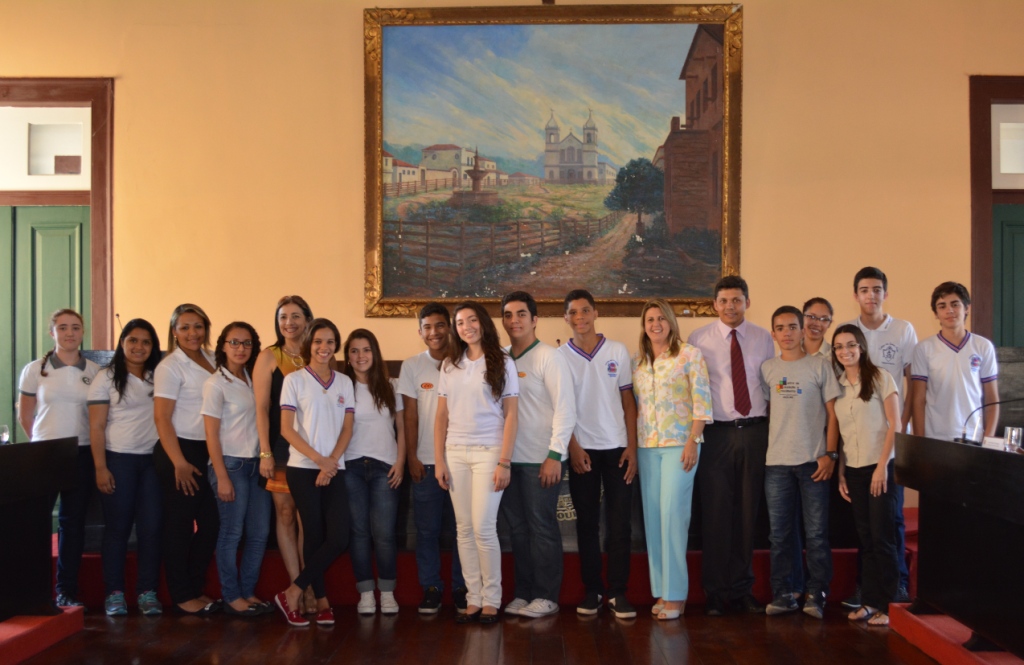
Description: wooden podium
xmin=895 ymin=434 xmax=1024 ymax=658
xmin=0 ymin=438 xmax=78 ymax=622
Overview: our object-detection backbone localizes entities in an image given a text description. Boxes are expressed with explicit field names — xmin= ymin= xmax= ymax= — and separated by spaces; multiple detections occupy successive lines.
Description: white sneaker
xmin=380 ymin=591 xmax=399 ymax=615
xmin=357 ymin=591 xmax=377 ymax=615
xmin=519 ymin=598 xmax=559 ymax=618
xmin=504 ymin=597 xmax=530 ymax=616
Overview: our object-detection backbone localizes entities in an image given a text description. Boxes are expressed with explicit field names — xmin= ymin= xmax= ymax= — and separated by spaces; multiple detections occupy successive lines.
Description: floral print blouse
xmin=632 ymin=344 xmax=713 ymax=448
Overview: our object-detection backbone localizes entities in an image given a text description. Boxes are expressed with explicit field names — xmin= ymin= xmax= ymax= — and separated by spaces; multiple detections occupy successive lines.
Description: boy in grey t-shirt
xmin=760 ymin=306 xmax=841 ymax=620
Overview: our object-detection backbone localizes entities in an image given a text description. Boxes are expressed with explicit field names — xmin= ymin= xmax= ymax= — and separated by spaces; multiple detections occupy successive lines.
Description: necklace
xmin=282 ymin=346 xmax=304 ymax=368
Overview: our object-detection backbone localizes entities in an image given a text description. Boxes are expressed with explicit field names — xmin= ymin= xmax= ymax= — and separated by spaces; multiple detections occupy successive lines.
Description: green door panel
xmin=9 ymin=206 xmax=90 ymax=443
xmin=993 ymin=204 xmax=1024 ymax=348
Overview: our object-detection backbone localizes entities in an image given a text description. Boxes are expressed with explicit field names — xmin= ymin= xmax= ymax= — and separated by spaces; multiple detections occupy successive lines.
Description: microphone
xmin=116 ymin=313 xmax=123 ymax=330
xmin=954 ymin=396 xmax=1024 ymax=445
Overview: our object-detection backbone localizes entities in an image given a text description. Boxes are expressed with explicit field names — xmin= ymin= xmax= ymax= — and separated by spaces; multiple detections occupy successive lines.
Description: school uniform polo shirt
xmin=154 ymin=348 xmax=216 ymax=440
xmin=19 ymin=355 xmax=100 ymax=445
xmin=557 ymin=334 xmax=632 ymax=451
xmin=397 ymin=351 xmax=443 ymax=465
xmin=87 ymin=369 xmax=159 ymax=454
xmin=911 ymin=332 xmax=998 ymax=441
xmin=201 ymin=368 xmax=259 ymax=458
xmin=280 ymin=367 xmax=355 ymax=469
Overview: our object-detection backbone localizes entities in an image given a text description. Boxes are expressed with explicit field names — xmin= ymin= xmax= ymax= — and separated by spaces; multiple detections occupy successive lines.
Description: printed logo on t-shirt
xmin=774 ymin=377 xmax=803 ymax=398
xmin=969 ymin=354 xmax=982 ymax=373
xmin=82 ymin=376 xmax=91 ymax=385
xmin=606 ymin=360 xmax=619 ymax=378
xmin=879 ymin=343 xmax=899 ymax=365
xmin=518 ymin=371 xmax=526 ymax=378
xmin=337 ymin=395 xmax=346 ymax=406
xmin=420 ymin=382 xmax=434 ymax=390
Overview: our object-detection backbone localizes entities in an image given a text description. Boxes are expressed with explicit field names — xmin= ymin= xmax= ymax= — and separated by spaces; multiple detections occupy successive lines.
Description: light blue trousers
xmin=639 ymin=446 xmax=699 ymax=602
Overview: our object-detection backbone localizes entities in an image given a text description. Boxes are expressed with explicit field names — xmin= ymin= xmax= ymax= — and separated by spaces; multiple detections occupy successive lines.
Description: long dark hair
xmin=447 ymin=301 xmax=507 ymax=400
xmin=213 ymin=322 xmax=261 ymax=381
xmin=301 ymin=318 xmax=341 ymax=369
xmin=831 ymin=324 xmax=881 ymax=402
xmin=108 ymin=319 xmax=161 ymax=401
xmin=343 ymin=329 xmax=396 ymax=415
xmin=272 ymin=295 xmax=313 ymax=349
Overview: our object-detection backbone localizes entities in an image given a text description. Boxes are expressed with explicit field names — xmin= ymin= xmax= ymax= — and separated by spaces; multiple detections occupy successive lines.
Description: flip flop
xmin=848 ymin=606 xmax=878 ymax=622
xmin=867 ymin=612 xmax=890 ymax=627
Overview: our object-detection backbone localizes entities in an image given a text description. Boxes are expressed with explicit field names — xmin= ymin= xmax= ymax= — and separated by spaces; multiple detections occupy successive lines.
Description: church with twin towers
xmin=543 ymin=110 xmax=618 ymax=185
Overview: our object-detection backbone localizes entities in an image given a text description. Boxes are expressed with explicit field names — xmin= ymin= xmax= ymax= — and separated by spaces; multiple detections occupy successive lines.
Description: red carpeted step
xmin=890 ymin=604 xmax=1023 ymax=665
xmin=52 ymin=545 xmax=862 ymax=611
xmin=0 ymin=607 xmax=83 ymax=665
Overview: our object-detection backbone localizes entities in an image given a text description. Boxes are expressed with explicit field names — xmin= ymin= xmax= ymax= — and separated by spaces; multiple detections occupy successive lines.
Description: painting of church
xmin=543 ymin=111 xmax=617 ymax=184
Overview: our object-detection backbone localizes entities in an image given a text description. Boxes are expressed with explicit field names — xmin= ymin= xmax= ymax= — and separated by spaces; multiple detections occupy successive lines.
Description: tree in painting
xmin=604 ymin=158 xmax=664 ymax=237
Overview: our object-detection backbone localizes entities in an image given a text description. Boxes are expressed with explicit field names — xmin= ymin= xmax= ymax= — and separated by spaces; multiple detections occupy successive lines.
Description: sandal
xmin=651 ymin=600 xmax=665 ymax=616
xmin=303 ymin=587 xmax=318 ymax=615
xmin=867 ymin=612 xmax=890 ymax=627
xmin=848 ymin=606 xmax=878 ymax=622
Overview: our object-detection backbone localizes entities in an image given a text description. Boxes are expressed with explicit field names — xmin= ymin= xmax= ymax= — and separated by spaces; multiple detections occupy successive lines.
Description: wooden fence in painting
xmin=383 ymin=212 xmax=622 ymax=290
xmin=383 ymin=178 xmax=457 ymax=197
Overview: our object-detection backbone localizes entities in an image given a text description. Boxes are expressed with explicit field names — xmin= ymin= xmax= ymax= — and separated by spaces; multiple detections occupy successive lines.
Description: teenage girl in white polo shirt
xmin=88 ymin=318 xmax=164 ymax=616
xmin=203 ymin=322 xmax=272 ymax=617
xmin=342 ymin=329 xmax=405 ymax=615
xmin=153 ymin=303 xmax=219 ymax=615
xmin=434 ymin=301 xmax=519 ymax=624
xmin=274 ymin=318 xmax=355 ymax=627
xmin=18 ymin=308 xmax=100 ymax=608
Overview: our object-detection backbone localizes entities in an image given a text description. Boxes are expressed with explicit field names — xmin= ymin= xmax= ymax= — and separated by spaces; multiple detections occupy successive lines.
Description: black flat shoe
xmin=479 ymin=611 xmax=500 ymax=624
xmin=224 ymin=604 xmax=262 ymax=617
xmin=456 ymin=609 xmax=482 ymax=624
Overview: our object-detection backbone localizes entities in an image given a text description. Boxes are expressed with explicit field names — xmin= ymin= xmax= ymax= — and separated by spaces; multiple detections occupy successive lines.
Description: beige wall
xmin=3 ymin=0 xmax=1023 ymax=359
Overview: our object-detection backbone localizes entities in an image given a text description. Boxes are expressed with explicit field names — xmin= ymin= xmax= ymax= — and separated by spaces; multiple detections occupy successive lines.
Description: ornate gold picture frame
xmin=364 ymin=4 xmax=742 ymax=317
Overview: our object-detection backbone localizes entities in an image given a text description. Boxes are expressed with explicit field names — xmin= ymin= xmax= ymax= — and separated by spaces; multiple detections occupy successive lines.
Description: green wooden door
xmin=1 ymin=206 xmax=90 ymax=443
xmin=993 ymin=204 xmax=1024 ymax=347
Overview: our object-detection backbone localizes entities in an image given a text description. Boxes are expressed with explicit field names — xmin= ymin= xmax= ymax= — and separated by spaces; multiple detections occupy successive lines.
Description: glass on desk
xmin=1004 ymin=426 xmax=1022 ymax=453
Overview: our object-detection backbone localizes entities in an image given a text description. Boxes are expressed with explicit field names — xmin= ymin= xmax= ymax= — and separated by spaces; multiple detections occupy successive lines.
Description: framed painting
xmin=364 ymin=4 xmax=742 ymax=317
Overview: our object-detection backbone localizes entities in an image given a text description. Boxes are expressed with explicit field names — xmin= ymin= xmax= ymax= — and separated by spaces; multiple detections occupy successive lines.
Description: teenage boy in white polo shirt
xmin=397 ymin=303 xmax=466 ymax=614
xmin=499 ymin=291 xmax=576 ymax=619
xmin=911 ymin=282 xmax=999 ymax=442
xmin=559 ymin=289 xmax=638 ymax=619
xmin=842 ymin=267 xmax=916 ymax=605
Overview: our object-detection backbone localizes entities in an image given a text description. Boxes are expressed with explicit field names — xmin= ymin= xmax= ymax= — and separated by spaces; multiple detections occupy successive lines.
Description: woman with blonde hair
xmin=631 ymin=299 xmax=712 ymax=620
xmin=18 ymin=308 xmax=101 ymax=608
xmin=153 ymin=303 xmax=220 ymax=615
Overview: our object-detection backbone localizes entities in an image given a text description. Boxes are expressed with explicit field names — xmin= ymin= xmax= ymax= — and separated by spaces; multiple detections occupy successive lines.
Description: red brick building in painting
xmin=656 ymin=24 xmax=724 ymax=236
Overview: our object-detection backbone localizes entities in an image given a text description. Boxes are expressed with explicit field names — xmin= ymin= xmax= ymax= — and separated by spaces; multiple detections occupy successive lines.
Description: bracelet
xmin=499 ymin=457 xmax=511 ymax=464
xmin=497 ymin=461 xmax=511 ymax=470
xmin=259 ymin=452 xmax=273 ymax=460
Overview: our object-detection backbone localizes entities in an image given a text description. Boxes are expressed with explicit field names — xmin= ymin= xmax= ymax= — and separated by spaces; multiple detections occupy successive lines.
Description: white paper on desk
xmin=982 ymin=437 xmax=1004 ymax=450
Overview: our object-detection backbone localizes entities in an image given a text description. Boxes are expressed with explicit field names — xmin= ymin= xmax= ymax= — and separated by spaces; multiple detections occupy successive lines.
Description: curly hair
xmin=447 ymin=301 xmax=507 ymax=400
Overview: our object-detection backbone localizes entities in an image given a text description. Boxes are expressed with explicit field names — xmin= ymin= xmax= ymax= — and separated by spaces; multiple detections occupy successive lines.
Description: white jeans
xmin=446 ymin=445 xmax=503 ymax=608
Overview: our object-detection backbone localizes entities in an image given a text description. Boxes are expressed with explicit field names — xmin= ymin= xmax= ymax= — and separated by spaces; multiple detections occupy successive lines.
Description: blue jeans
xmin=344 ymin=457 xmax=399 ymax=592
xmin=100 ymin=451 xmax=162 ymax=595
xmin=764 ymin=463 xmax=832 ymax=598
xmin=499 ymin=463 xmax=563 ymax=602
xmin=55 ymin=446 xmax=96 ymax=597
xmin=208 ymin=457 xmax=271 ymax=602
xmin=411 ymin=465 xmax=463 ymax=591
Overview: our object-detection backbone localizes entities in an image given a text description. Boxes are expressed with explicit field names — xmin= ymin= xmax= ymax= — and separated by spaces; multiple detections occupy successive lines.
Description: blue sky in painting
xmin=382 ymin=23 xmax=697 ymax=168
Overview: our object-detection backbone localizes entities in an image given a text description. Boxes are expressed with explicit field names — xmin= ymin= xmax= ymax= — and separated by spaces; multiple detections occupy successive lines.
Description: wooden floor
xmin=25 ymin=605 xmax=938 ymax=665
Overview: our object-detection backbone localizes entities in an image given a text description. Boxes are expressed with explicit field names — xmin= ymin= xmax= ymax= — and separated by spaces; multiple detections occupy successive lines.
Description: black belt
xmin=707 ymin=416 xmax=767 ymax=428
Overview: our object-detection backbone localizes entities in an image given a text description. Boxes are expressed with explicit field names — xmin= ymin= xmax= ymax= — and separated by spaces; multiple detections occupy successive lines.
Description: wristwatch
xmin=693 ymin=434 xmax=704 ymax=445
xmin=824 ymin=451 xmax=839 ymax=461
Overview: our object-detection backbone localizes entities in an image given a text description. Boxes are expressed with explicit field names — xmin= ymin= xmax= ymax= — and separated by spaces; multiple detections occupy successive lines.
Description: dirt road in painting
xmin=490 ymin=212 xmax=635 ymax=296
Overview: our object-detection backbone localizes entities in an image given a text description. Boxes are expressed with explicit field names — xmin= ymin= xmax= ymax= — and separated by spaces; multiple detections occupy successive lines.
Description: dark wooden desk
xmin=895 ymin=434 xmax=1024 ymax=657
xmin=0 ymin=437 xmax=78 ymax=622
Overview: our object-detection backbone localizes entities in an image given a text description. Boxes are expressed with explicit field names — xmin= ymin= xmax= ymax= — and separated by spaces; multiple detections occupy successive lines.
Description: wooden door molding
xmin=969 ymin=76 xmax=1024 ymax=339
xmin=0 ymin=78 xmax=113 ymax=347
